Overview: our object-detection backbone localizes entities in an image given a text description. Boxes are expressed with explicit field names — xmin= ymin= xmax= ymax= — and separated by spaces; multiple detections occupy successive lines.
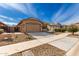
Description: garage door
xmin=26 ymin=23 xmax=41 ymax=32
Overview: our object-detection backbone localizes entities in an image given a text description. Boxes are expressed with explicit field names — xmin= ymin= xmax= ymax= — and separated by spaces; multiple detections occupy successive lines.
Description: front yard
xmin=0 ymin=33 xmax=35 ymax=46
xmin=0 ymin=32 xmax=79 ymax=56
xmin=12 ymin=44 xmax=66 ymax=56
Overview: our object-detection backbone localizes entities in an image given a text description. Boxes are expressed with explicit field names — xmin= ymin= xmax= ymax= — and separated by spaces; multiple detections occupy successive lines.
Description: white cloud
xmin=0 ymin=15 xmax=8 ymax=18
xmin=6 ymin=3 xmax=30 ymax=15
xmin=0 ymin=3 xmax=29 ymax=15
xmin=62 ymin=17 xmax=79 ymax=25
xmin=0 ymin=15 xmax=15 ymax=21
xmin=0 ymin=18 xmax=17 ymax=26
xmin=4 ymin=22 xmax=17 ymax=26
xmin=26 ymin=3 xmax=38 ymax=17
xmin=0 ymin=18 xmax=5 ymax=22
xmin=55 ymin=4 xmax=79 ymax=23
xmin=0 ymin=3 xmax=38 ymax=18
xmin=51 ymin=5 xmax=66 ymax=23
xmin=62 ymin=12 xmax=79 ymax=25
xmin=0 ymin=4 xmax=10 ymax=9
xmin=60 ymin=4 xmax=79 ymax=25
xmin=50 ymin=4 xmax=79 ymax=24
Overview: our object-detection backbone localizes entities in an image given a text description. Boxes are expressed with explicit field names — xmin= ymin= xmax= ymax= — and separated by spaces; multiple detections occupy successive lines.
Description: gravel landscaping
xmin=0 ymin=33 xmax=35 ymax=46
xmin=29 ymin=44 xmax=65 ymax=56
xmin=12 ymin=44 xmax=66 ymax=56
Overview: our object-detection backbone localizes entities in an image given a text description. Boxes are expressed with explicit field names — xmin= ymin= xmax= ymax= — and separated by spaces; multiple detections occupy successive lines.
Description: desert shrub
xmin=26 ymin=35 xmax=34 ymax=40
xmin=0 ymin=29 xmax=4 ymax=34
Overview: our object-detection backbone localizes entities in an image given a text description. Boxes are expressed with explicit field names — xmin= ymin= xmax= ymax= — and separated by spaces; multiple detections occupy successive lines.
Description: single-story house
xmin=0 ymin=18 xmax=51 ymax=33
xmin=47 ymin=23 xmax=62 ymax=32
xmin=72 ymin=23 xmax=79 ymax=29
xmin=0 ymin=22 xmax=8 ymax=32
xmin=17 ymin=18 xmax=44 ymax=33
xmin=8 ymin=26 xmax=18 ymax=32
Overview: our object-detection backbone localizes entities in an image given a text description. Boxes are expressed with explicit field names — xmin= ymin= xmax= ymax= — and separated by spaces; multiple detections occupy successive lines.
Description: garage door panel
xmin=26 ymin=23 xmax=41 ymax=32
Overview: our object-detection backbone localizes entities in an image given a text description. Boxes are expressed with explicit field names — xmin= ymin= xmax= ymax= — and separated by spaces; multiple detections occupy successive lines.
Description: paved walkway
xmin=66 ymin=41 xmax=79 ymax=56
xmin=0 ymin=33 xmax=69 ymax=56
xmin=64 ymin=32 xmax=79 ymax=56
xmin=48 ymin=37 xmax=79 ymax=51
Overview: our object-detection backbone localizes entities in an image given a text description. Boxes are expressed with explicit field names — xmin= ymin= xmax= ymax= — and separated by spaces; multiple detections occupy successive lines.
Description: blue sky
xmin=0 ymin=3 xmax=79 ymax=25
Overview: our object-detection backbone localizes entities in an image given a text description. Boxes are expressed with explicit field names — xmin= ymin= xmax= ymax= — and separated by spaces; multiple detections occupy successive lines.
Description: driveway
xmin=28 ymin=32 xmax=55 ymax=38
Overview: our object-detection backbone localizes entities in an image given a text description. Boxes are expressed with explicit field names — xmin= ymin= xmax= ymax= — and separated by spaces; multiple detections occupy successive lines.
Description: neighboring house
xmin=0 ymin=22 xmax=8 ymax=32
xmin=47 ymin=23 xmax=62 ymax=32
xmin=8 ymin=26 xmax=18 ymax=32
xmin=62 ymin=25 xmax=71 ymax=30
xmin=17 ymin=18 xmax=44 ymax=33
xmin=47 ymin=24 xmax=54 ymax=32
xmin=42 ymin=22 xmax=48 ymax=32
xmin=72 ymin=23 xmax=79 ymax=29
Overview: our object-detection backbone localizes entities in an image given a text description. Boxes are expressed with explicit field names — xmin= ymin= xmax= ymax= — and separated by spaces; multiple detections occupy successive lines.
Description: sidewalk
xmin=0 ymin=33 xmax=69 ymax=56
xmin=48 ymin=37 xmax=79 ymax=51
xmin=66 ymin=40 xmax=79 ymax=56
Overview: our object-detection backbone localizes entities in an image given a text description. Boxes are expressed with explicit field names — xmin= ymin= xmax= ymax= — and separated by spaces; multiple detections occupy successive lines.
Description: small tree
xmin=67 ymin=26 xmax=78 ymax=35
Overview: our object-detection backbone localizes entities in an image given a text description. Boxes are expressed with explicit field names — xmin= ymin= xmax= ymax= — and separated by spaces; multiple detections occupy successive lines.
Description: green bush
xmin=54 ymin=28 xmax=60 ymax=32
xmin=61 ymin=28 xmax=66 ymax=32
xmin=0 ymin=29 xmax=4 ymax=34
xmin=54 ymin=28 xmax=66 ymax=32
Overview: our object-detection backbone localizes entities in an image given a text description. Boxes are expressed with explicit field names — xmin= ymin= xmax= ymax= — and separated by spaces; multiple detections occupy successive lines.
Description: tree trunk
xmin=72 ymin=32 xmax=74 ymax=35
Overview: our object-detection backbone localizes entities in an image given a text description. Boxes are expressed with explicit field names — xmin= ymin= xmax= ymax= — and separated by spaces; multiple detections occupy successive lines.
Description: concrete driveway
xmin=28 ymin=32 xmax=55 ymax=38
